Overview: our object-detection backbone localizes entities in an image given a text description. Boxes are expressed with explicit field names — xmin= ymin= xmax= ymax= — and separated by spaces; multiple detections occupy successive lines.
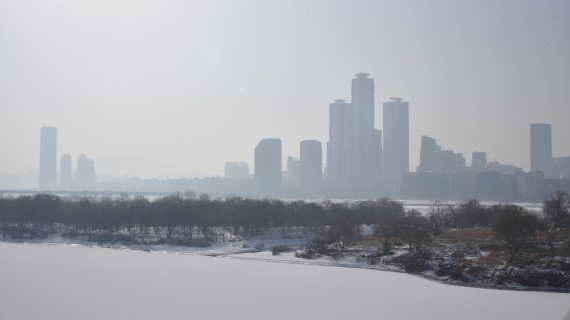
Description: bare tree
xmin=394 ymin=210 xmax=431 ymax=253
xmin=543 ymin=191 xmax=570 ymax=231
xmin=492 ymin=205 xmax=539 ymax=274
xmin=427 ymin=201 xmax=449 ymax=236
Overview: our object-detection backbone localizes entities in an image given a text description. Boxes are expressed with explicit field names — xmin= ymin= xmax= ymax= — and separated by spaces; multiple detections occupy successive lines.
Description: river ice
xmin=0 ymin=242 xmax=568 ymax=320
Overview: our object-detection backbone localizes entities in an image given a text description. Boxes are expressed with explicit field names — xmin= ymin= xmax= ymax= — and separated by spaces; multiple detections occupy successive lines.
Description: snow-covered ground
xmin=0 ymin=227 xmax=313 ymax=256
xmin=0 ymin=242 xmax=568 ymax=320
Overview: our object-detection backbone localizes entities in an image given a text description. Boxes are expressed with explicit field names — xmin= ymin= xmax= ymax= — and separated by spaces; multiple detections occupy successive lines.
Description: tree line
xmin=0 ymin=192 xmax=568 ymax=252
xmin=0 ymin=195 xmax=408 ymax=242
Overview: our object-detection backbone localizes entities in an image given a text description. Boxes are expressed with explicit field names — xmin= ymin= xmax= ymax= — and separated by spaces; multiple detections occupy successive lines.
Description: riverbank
xmin=2 ymin=230 xmax=569 ymax=294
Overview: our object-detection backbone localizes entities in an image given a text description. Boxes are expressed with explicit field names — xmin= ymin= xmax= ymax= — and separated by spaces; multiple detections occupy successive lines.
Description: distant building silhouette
xmin=300 ymin=140 xmax=322 ymax=193
xmin=60 ymin=153 xmax=72 ymax=189
xmin=417 ymin=135 xmax=465 ymax=174
xmin=516 ymin=171 xmax=544 ymax=199
xmin=451 ymin=152 xmax=467 ymax=172
xmin=530 ymin=123 xmax=553 ymax=177
xmin=418 ymin=135 xmax=440 ymax=172
xmin=285 ymin=156 xmax=300 ymax=189
xmin=224 ymin=162 xmax=249 ymax=179
xmin=351 ymin=73 xmax=378 ymax=190
xmin=471 ymin=152 xmax=487 ymax=171
xmin=39 ymin=126 xmax=57 ymax=190
xmin=552 ymin=157 xmax=570 ymax=179
xmin=327 ymin=99 xmax=352 ymax=191
xmin=254 ymin=138 xmax=282 ymax=193
xmin=383 ymin=98 xmax=409 ymax=186
xmin=486 ymin=160 xmax=522 ymax=175
xmin=76 ymin=154 xmax=95 ymax=190
xmin=286 ymin=156 xmax=300 ymax=180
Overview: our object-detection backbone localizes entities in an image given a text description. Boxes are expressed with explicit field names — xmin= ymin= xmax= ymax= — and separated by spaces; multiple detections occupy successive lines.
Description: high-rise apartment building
xmin=530 ymin=123 xmax=553 ymax=177
xmin=327 ymin=99 xmax=352 ymax=191
xmin=383 ymin=98 xmax=409 ymax=185
xmin=300 ymin=140 xmax=322 ymax=193
xmin=254 ymin=138 xmax=282 ymax=193
xmin=418 ymin=136 xmax=439 ymax=173
xmin=351 ymin=73 xmax=377 ymax=190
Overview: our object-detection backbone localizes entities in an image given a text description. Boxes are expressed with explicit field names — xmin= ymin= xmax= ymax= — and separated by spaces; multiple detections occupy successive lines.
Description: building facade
xmin=383 ymin=98 xmax=409 ymax=186
xmin=327 ymin=99 xmax=352 ymax=191
xmin=351 ymin=73 xmax=377 ymax=190
xmin=471 ymin=152 xmax=487 ymax=171
xmin=254 ymin=138 xmax=282 ymax=193
xmin=224 ymin=162 xmax=249 ymax=179
xmin=76 ymin=154 xmax=95 ymax=190
xmin=530 ymin=123 xmax=553 ymax=177
xmin=300 ymin=140 xmax=322 ymax=193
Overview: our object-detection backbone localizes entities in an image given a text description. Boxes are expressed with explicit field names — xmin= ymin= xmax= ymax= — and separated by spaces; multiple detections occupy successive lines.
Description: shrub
xmin=391 ymin=249 xmax=433 ymax=272
xmin=272 ymin=245 xmax=292 ymax=255
xmin=514 ymin=271 xmax=566 ymax=288
xmin=435 ymin=262 xmax=469 ymax=282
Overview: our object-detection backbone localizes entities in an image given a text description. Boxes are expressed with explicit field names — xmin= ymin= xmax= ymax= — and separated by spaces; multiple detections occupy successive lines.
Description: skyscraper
xmin=60 ymin=153 xmax=72 ymax=189
xmin=300 ymin=140 xmax=322 ymax=194
xmin=254 ymin=138 xmax=282 ymax=193
xmin=418 ymin=135 xmax=439 ymax=172
xmin=530 ymin=123 xmax=553 ymax=177
xmin=39 ymin=126 xmax=57 ymax=190
xmin=327 ymin=99 xmax=352 ymax=191
xmin=383 ymin=98 xmax=409 ymax=186
xmin=351 ymin=73 xmax=377 ymax=189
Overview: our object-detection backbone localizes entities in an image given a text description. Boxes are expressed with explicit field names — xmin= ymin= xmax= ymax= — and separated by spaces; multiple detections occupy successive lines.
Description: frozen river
xmin=0 ymin=242 xmax=568 ymax=320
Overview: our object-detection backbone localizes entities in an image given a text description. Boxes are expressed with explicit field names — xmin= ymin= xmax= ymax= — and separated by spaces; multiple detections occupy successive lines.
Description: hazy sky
xmin=1 ymin=0 xmax=569 ymax=179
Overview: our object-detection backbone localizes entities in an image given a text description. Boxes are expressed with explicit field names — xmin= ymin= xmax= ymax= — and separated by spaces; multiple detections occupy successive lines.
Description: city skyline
xmin=24 ymin=80 xmax=569 ymax=200
xmin=6 ymin=77 xmax=570 ymax=186
xmin=5 ymin=82 xmax=569 ymax=181
xmin=4 ymin=63 xmax=570 ymax=196
xmin=2 ymin=2 xmax=570 ymax=317
xmin=1 ymin=1 xmax=569 ymax=179
xmin=5 ymin=88 xmax=570 ymax=193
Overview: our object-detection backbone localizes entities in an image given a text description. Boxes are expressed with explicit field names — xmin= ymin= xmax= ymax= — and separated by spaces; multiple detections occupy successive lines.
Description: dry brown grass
xmin=354 ymin=233 xmax=383 ymax=246
xmin=437 ymin=228 xmax=494 ymax=244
